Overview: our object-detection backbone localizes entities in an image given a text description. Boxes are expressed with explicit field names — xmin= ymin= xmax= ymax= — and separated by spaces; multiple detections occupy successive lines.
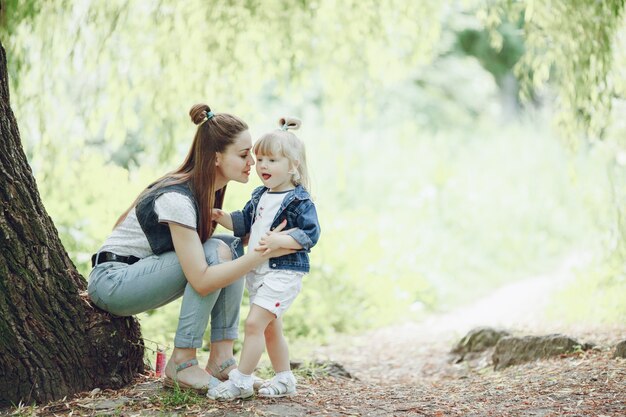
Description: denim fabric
xmin=87 ymin=234 xmax=244 ymax=348
xmin=230 ymin=185 xmax=321 ymax=273
xmin=135 ymin=182 xmax=199 ymax=255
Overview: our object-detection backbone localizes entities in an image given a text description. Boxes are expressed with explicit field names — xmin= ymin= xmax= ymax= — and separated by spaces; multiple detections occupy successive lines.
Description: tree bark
xmin=0 ymin=42 xmax=144 ymax=406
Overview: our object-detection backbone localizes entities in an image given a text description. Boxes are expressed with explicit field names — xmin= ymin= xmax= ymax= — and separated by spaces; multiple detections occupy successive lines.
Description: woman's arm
xmin=169 ymin=222 xmax=293 ymax=296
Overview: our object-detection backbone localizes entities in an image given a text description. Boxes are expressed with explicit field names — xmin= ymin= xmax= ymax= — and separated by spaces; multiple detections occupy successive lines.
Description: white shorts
xmin=245 ymin=269 xmax=304 ymax=318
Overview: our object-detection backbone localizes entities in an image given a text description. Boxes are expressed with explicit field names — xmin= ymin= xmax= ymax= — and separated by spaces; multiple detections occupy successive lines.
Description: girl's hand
xmin=255 ymin=220 xmax=302 ymax=255
xmin=210 ymin=209 xmax=226 ymax=221
xmin=211 ymin=209 xmax=233 ymax=230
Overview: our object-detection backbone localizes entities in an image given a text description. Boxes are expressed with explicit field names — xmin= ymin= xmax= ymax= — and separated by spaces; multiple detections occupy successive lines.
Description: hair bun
xmin=190 ymin=103 xmax=212 ymax=125
xmin=278 ymin=117 xmax=301 ymax=131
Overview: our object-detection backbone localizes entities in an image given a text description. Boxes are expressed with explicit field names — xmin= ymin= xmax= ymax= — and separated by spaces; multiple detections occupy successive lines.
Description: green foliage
xmin=549 ymin=251 xmax=626 ymax=324
xmin=455 ymin=21 xmax=525 ymax=87
xmin=483 ymin=0 xmax=626 ymax=143
xmin=6 ymin=0 xmax=443 ymax=174
xmin=485 ymin=1 xmax=626 ymax=318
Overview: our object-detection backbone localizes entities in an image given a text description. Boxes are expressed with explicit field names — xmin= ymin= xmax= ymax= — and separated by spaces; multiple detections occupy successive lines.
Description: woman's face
xmin=216 ymin=130 xmax=254 ymax=184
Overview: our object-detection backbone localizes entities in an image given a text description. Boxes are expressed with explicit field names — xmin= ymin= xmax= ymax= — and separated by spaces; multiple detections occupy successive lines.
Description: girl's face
xmin=255 ymin=152 xmax=294 ymax=192
xmin=216 ymin=130 xmax=254 ymax=184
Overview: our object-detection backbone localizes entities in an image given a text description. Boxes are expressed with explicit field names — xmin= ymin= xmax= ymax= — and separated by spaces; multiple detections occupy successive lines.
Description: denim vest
xmin=230 ymin=185 xmax=321 ymax=273
xmin=136 ymin=182 xmax=199 ymax=255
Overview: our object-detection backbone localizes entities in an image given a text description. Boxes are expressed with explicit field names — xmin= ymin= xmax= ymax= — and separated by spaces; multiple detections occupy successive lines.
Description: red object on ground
xmin=155 ymin=348 xmax=166 ymax=377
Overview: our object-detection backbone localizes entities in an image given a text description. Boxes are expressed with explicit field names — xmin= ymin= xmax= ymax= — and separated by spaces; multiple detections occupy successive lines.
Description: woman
xmin=87 ymin=103 xmax=293 ymax=392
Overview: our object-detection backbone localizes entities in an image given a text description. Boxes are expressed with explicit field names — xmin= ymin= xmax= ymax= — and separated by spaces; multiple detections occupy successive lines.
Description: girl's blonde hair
xmin=253 ymin=117 xmax=310 ymax=191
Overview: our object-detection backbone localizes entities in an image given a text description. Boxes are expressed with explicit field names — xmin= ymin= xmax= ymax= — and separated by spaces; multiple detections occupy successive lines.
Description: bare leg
xmin=238 ymin=304 xmax=276 ymax=375
xmin=207 ymin=340 xmax=236 ymax=374
xmin=264 ymin=317 xmax=291 ymax=373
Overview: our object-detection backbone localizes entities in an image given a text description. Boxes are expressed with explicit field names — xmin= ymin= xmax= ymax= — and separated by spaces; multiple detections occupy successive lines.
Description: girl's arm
xmin=169 ymin=222 xmax=294 ymax=296
xmin=288 ymin=201 xmax=321 ymax=251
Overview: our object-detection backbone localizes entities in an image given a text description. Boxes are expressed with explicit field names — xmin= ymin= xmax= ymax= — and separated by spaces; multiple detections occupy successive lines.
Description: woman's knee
xmin=212 ymin=234 xmax=243 ymax=258
xmin=203 ymin=239 xmax=232 ymax=264
xmin=216 ymin=240 xmax=232 ymax=262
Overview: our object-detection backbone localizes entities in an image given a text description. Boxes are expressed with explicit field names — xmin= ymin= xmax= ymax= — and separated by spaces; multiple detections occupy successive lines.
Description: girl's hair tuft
xmin=279 ymin=116 xmax=301 ymax=131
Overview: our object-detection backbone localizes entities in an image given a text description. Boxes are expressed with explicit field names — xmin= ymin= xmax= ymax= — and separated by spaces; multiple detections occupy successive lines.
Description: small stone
xmin=93 ymin=397 xmax=129 ymax=410
xmin=492 ymin=334 xmax=588 ymax=370
xmin=613 ymin=340 xmax=626 ymax=359
xmin=451 ymin=327 xmax=511 ymax=363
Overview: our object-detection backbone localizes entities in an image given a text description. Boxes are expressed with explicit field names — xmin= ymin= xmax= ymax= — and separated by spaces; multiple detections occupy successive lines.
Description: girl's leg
xmin=258 ymin=320 xmax=297 ymax=398
xmin=238 ymin=304 xmax=276 ymax=375
xmin=207 ymin=304 xmax=275 ymax=401
xmin=264 ymin=317 xmax=291 ymax=373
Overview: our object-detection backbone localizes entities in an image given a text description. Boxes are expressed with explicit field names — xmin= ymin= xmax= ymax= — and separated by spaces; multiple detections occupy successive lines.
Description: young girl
xmin=207 ymin=117 xmax=321 ymax=400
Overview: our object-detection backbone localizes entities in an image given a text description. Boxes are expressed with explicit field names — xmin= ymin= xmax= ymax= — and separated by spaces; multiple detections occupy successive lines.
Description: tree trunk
xmin=0 ymin=42 xmax=144 ymax=406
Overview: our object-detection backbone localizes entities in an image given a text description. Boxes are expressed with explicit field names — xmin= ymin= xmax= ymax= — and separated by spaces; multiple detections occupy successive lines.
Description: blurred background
xmin=2 ymin=0 xmax=625 ymax=357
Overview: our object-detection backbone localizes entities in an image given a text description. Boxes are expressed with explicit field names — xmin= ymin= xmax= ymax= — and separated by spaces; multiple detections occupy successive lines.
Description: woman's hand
xmin=255 ymin=220 xmax=302 ymax=255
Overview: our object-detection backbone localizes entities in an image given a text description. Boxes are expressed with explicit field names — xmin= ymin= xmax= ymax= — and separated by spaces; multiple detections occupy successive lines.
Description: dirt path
xmin=5 ymin=252 xmax=625 ymax=416
xmin=312 ymin=251 xmax=603 ymax=384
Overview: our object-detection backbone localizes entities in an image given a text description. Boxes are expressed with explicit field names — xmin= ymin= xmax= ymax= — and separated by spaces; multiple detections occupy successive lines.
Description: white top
xmin=248 ymin=190 xmax=289 ymax=272
xmin=99 ymin=192 xmax=197 ymax=258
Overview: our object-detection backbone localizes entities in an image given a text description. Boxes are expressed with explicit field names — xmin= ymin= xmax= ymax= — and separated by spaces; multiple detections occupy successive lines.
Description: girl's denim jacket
xmin=230 ymin=185 xmax=320 ymax=273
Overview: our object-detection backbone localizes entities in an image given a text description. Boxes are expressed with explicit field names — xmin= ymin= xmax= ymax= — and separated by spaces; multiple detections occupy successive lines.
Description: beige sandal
xmin=163 ymin=358 xmax=220 ymax=394
xmin=205 ymin=357 xmax=237 ymax=381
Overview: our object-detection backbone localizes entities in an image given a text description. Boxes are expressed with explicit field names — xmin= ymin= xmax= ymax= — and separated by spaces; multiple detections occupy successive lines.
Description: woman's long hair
xmin=114 ymin=104 xmax=248 ymax=242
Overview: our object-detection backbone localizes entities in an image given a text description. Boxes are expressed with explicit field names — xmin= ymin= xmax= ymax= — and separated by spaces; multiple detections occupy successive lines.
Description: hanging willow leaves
xmin=483 ymin=0 xmax=626 ymax=144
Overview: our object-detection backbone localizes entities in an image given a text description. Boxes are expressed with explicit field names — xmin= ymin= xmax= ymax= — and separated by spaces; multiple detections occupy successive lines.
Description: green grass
xmin=156 ymin=384 xmax=204 ymax=408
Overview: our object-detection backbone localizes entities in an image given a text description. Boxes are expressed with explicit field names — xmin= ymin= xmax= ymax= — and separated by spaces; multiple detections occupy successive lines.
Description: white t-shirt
xmin=99 ymin=192 xmax=196 ymax=258
xmin=247 ymin=190 xmax=289 ymax=271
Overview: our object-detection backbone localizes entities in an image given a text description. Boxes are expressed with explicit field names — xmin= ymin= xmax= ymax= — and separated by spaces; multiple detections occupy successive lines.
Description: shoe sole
xmin=163 ymin=378 xmax=209 ymax=394
xmin=258 ymin=391 xmax=297 ymax=398
xmin=207 ymin=393 xmax=254 ymax=402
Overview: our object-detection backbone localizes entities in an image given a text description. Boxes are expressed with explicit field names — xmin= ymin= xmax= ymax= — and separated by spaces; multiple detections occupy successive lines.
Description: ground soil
xmin=4 ymin=254 xmax=625 ymax=416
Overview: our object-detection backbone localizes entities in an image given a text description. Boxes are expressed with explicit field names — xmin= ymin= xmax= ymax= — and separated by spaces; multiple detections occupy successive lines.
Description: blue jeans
xmin=87 ymin=235 xmax=244 ymax=349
